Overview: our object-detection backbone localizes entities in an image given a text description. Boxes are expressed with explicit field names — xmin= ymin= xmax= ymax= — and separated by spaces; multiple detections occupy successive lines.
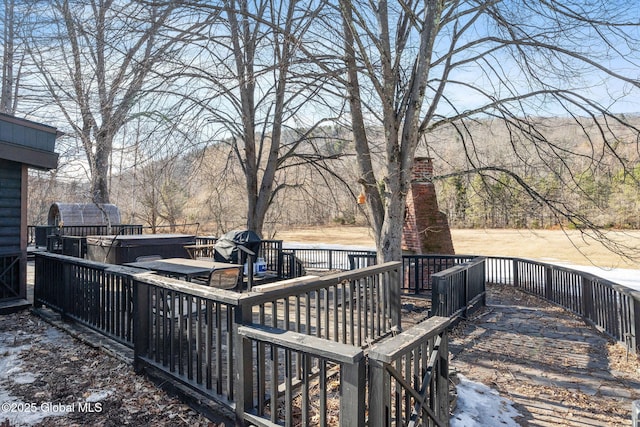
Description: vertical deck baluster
xmin=226 ymin=306 xmax=234 ymax=400
xmin=305 ymin=292 xmax=311 ymax=335
xmin=272 ymin=300 xmax=278 ymax=329
xmin=178 ymin=292 xmax=185 ymax=376
xmin=363 ymin=277 xmax=369 ymax=343
xmin=316 ymin=290 xmax=321 ymax=338
xmin=187 ymin=294 xmax=193 ymax=380
xmin=295 ymin=295 xmax=302 ymax=379
xmin=333 ymin=285 xmax=338 ymax=342
xmin=169 ymin=291 xmax=176 ymax=372
xmin=284 ymin=296 xmax=290 ymax=331
xmin=206 ymin=300 xmax=212 ymax=390
xmin=341 ymin=282 xmax=347 ymax=344
xmin=319 ymin=360 xmax=327 ymax=427
xmin=404 ymin=352 xmax=411 ymax=422
xmin=196 ymin=297 xmax=203 ymax=384
xmin=301 ymin=353 xmax=310 ymax=427
xmin=257 ymin=340 xmax=266 ymax=415
xmin=323 ymin=289 xmax=329 ymax=341
xmin=100 ymin=270 xmax=107 ymax=332
xmin=394 ymin=358 xmax=402 ymax=425
xmin=215 ymin=302 xmax=222 ymax=394
xmin=154 ymin=287 xmax=161 ymax=363
xmin=270 ymin=343 xmax=278 ymax=424
xmin=285 ymin=349 xmax=292 ymax=425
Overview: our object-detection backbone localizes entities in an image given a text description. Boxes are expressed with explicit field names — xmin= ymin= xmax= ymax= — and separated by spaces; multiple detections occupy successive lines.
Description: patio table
xmin=124 ymin=257 xmax=239 ymax=282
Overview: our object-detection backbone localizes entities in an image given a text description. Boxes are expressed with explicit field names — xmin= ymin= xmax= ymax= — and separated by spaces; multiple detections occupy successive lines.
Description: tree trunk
xmin=1 ymin=0 xmax=15 ymax=114
xmin=90 ymin=132 xmax=112 ymax=204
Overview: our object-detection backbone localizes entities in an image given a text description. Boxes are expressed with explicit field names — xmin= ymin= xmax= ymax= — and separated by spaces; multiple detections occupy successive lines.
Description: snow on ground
xmin=552 ymin=263 xmax=640 ymax=292
xmin=450 ymin=375 xmax=521 ymax=427
xmin=283 ymin=242 xmax=375 ymax=251
xmin=449 ymin=263 xmax=640 ymax=427
xmin=0 ymin=329 xmax=70 ymax=426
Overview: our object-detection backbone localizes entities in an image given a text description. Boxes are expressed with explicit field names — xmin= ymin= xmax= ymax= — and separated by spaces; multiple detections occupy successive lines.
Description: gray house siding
xmin=0 ymin=159 xmax=21 ymax=251
xmin=0 ymin=114 xmax=57 ymax=307
xmin=0 ymin=113 xmax=57 ymax=152
xmin=0 ymin=159 xmax=22 ymax=301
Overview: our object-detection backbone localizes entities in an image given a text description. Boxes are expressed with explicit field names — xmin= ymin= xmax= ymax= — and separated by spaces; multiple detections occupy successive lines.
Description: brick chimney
xmin=402 ymin=157 xmax=455 ymax=254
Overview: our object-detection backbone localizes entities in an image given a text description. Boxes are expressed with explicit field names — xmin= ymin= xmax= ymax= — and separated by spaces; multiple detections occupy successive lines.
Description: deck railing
xmin=501 ymin=258 xmax=640 ymax=355
xmin=431 ymin=257 xmax=486 ymax=318
xmin=32 ymin=253 xmax=418 ymax=425
xmin=347 ymin=253 xmax=638 ymax=353
xmin=237 ymin=324 xmax=366 ymax=426
xmin=32 ymin=248 xmax=640 ymax=425
xmin=259 ymin=240 xmax=285 ymax=278
xmin=401 ymin=254 xmax=477 ymax=294
xmin=238 ymin=263 xmax=402 ymax=347
xmin=34 ymin=252 xmax=138 ymax=347
xmin=30 ymin=224 xmax=143 ymax=247
xmin=133 ymin=261 xmax=403 ymax=423
xmin=368 ymin=316 xmax=451 ymax=427
xmin=185 ymin=239 xmax=295 ymax=281
xmin=285 ymin=247 xmax=376 ymax=271
xmin=344 ymin=251 xmax=479 ymax=294
xmin=132 ymin=274 xmax=241 ymax=404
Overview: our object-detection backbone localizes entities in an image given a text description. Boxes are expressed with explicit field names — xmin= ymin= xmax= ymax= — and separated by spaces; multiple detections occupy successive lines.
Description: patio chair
xmin=208 ymin=265 xmax=242 ymax=290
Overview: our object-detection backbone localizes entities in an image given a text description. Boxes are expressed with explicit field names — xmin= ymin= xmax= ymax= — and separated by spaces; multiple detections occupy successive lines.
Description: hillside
xmin=27 ymin=115 xmax=640 ymax=237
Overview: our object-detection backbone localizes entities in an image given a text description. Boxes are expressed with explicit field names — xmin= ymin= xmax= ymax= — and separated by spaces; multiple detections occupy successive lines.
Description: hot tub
xmin=86 ymin=233 xmax=195 ymax=264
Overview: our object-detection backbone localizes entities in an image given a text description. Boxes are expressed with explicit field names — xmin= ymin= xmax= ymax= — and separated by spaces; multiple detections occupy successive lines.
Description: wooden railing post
xmin=133 ymin=279 xmax=150 ymax=374
xmin=633 ymin=296 xmax=640 ymax=354
xmin=33 ymin=255 xmax=43 ymax=309
xmin=413 ymin=258 xmax=420 ymax=294
xmin=581 ymin=277 xmax=593 ymax=319
xmin=431 ymin=275 xmax=440 ymax=317
xmin=437 ymin=331 xmax=450 ymax=424
xmin=545 ymin=265 xmax=553 ymax=300
xmin=62 ymin=261 xmax=72 ymax=318
xmin=235 ymin=299 xmax=254 ymax=423
xmin=340 ymin=355 xmax=366 ymax=427
xmin=464 ymin=268 xmax=470 ymax=318
xmin=367 ymin=358 xmax=389 ymax=427
xmin=277 ymin=240 xmax=284 ymax=279
xmin=432 ymin=276 xmax=447 ymax=317
xmin=389 ymin=267 xmax=401 ymax=330
xmin=480 ymin=260 xmax=487 ymax=307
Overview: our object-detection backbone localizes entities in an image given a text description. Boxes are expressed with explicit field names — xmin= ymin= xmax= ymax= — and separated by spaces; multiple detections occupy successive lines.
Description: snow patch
xmin=451 ymin=374 xmax=521 ymax=427
xmin=11 ymin=373 xmax=38 ymax=385
xmin=84 ymin=389 xmax=113 ymax=403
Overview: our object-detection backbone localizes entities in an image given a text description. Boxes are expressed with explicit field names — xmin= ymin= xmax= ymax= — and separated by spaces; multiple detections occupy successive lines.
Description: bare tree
xmin=23 ymin=0 xmax=196 ymax=204
xmin=135 ymin=156 xmax=190 ymax=233
xmin=0 ymin=0 xmax=15 ymax=113
xmin=323 ymin=0 xmax=640 ymax=261
xmin=175 ymin=0 xmax=347 ymax=237
xmin=0 ymin=0 xmax=32 ymax=114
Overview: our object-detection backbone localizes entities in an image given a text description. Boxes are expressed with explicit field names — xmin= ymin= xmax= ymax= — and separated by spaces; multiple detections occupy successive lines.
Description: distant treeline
xmin=27 ymin=118 xmax=640 ymax=233
xmin=436 ymin=164 xmax=640 ymax=230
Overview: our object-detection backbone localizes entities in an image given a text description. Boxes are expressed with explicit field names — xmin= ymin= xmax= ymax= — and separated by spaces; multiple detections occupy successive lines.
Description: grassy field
xmin=273 ymin=226 xmax=640 ymax=269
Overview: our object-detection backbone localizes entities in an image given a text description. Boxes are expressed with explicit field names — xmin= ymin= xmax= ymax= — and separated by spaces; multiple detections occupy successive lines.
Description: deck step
xmin=0 ymin=298 xmax=31 ymax=314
